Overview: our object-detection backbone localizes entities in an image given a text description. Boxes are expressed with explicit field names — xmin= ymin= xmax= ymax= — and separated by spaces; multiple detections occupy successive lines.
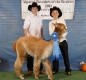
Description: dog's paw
xmin=35 ymin=75 xmax=39 ymax=79
xmin=47 ymin=75 xmax=53 ymax=80
xmin=48 ymin=77 xmax=53 ymax=80
xmin=35 ymin=77 xmax=39 ymax=79
xmin=20 ymin=75 xmax=24 ymax=80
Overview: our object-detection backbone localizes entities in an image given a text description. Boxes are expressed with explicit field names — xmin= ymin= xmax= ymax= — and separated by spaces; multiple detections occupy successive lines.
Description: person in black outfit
xmin=49 ymin=6 xmax=71 ymax=75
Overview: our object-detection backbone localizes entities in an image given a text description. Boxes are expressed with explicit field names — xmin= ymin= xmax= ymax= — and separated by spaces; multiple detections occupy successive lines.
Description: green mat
xmin=0 ymin=71 xmax=86 ymax=80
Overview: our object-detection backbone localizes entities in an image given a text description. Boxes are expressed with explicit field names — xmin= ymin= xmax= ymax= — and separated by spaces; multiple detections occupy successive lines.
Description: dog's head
xmin=52 ymin=23 xmax=67 ymax=39
xmin=53 ymin=23 xmax=66 ymax=33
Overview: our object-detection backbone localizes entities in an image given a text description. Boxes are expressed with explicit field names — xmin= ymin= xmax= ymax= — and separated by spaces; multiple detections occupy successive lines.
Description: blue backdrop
xmin=0 ymin=0 xmax=86 ymax=71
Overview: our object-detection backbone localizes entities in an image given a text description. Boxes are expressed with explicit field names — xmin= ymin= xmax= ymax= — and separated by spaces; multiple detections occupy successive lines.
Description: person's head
xmin=28 ymin=2 xmax=41 ymax=15
xmin=50 ymin=6 xmax=62 ymax=19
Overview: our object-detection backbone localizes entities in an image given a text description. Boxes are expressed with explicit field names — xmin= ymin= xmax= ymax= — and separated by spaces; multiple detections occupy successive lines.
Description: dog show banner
xmin=21 ymin=0 xmax=75 ymax=19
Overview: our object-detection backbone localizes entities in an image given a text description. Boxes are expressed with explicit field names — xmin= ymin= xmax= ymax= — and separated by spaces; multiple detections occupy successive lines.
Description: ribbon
xmin=51 ymin=32 xmax=62 ymax=60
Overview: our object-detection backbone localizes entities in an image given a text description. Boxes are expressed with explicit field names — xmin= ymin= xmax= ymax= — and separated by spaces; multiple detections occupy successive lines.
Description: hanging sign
xmin=21 ymin=0 xmax=75 ymax=19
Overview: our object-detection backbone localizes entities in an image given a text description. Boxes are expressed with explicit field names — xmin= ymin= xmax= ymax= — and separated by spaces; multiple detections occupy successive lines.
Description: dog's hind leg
xmin=14 ymin=57 xmax=25 ymax=79
xmin=42 ymin=59 xmax=53 ymax=80
xmin=14 ymin=47 xmax=26 ymax=80
xmin=33 ymin=57 xmax=41 ymax=79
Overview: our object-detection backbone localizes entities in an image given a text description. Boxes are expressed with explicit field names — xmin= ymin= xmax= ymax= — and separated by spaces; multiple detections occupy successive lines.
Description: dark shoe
xmin=40 ymin=70 xmax=45 ymax=74
xmin=27 ymin=71 xmax=33 ymax=76
xmin=65 ymin=71 xmax=71 ymax=75
xmin=65 ymin=69 xmax=71 ymax=75
xmin=52 ymin=70 xmax=58 ymax=74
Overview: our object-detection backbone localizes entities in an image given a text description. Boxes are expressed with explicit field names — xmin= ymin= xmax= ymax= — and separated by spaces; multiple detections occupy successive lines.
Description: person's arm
xmin=37 ymin=26 xmax=43 ymax=38
xmin=40 ymin=17 xmax=43 ymax=38
xmin=62 ymin=32 xmax=68 ymax=38
xmin=41 ymin=27 xmax=43 ymax=38
xmin=23 ymin=16 xmax=30 ymax=36
xmin=49 ymin=22 xmax=54 ymax=36
xmin=23 ymin=27 xmax=30 ymax=36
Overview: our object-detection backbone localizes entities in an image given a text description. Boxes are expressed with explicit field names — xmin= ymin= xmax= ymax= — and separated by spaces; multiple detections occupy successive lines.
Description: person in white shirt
xmin=23 ymin=2 xmax=43 ymax=75
xmin=49 ymin=6 xmax=71 ymax=75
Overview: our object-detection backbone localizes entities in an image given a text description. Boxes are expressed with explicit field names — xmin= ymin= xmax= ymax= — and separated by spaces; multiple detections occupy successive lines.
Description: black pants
xmin=59 ymin=40 xmax=71 ymax=71
xmin=53 ymin=40 xmax=71 ymax=72
xmin=27 ymin=55 xmax=43 ymax=71
xmin=27 ymin=55 xmax=33 ymax=71
xmin=52 ymin=59 xmax=59 ymax=72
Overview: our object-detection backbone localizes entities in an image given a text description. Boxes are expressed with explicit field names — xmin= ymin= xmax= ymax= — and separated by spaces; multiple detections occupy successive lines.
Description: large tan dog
xmin=13 ymin=36 xmax=53 ymax=80
xmin=13 ymin=23 xmax=66 ymax=80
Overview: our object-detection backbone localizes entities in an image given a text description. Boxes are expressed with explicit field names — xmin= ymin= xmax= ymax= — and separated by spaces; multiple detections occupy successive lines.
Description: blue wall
xmin=0 ymin=0 xmax=86 ymax=71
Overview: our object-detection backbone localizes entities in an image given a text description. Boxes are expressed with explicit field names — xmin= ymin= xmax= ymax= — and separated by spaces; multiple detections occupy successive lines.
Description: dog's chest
xmin=41 ymin=45 xmax=53 ymax=60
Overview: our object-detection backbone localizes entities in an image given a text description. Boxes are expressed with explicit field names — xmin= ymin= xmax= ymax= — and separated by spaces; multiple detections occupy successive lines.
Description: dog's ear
xmin=60 ymin=23 xmax=67 ymax=32
xmin=54 ymin=26 xmax=60 ymax=32
xmin=54 ymin=22 xmax=59 ymax=27
xmin=52 ymin=22 xmax=58 ymax=27
xmin=52 ymin=23 xmax=56 ymax=26
xmin=54 ymin=23 xmax=60 ymax=32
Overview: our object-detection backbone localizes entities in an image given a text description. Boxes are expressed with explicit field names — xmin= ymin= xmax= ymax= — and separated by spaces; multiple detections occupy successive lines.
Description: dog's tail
xmin=12 ymin=41 xmax=17 ymax=52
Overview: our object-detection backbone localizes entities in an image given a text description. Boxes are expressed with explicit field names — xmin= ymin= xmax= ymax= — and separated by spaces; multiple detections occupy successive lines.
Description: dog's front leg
xmin=43 ymin=59 xmax=53 ymax=80
xmin=33 ymin=57 xmax=41 ymax=79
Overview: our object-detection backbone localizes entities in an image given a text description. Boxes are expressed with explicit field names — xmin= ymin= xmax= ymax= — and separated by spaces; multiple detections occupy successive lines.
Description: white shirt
xmin=23 ymin=13 xmax=42 ymax=38
xmin=49 ymin=18 xmax=68 ymax=42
